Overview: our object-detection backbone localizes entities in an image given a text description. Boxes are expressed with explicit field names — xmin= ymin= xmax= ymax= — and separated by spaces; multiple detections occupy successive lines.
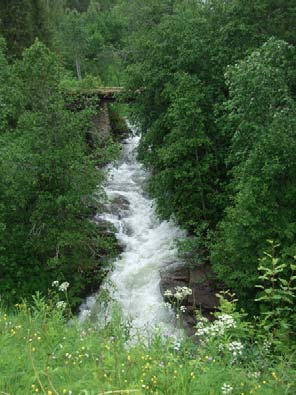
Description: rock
xmin=159 ymin=264 xmax=190 ymax=295
xmin=182 ymin=312 xmax=197 ymax=337
xmin=93 ymin=216 xmax=124 ymax=254
xmin=190 ymin=265 xmax=219 ymax=312
xmin=109 ymin=195 xmax=130 ymax=216
xmin=159 ymin=262 xmax=219 ymax=337
xmin=93 ymin=217 xmax=116 ymax=234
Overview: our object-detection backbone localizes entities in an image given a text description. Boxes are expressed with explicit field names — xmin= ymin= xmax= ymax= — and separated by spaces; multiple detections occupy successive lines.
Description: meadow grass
xmin=0 ymin=297 xmax=295 ymax=395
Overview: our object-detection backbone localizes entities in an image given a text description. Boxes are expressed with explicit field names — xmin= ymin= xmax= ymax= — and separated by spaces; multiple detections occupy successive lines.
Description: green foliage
xmin=1 ymin=295 xmax=296 ymax=395
xmin=211 ymin=39 xmax=296 ymax=303
xmin=126 ymin=6 xmax=222 ymax=234
xmin=53 ymin=0 xmax=125 ymax=84
xmin=0 ymin=41 xmax=118 ymax=307
xmin=0 ymin=0 xmax=50 ymax=58
xmin=60 ymin=74 xmax=103 ymax=90
xmin=0 ymin=37 xmax=24 ymax=133
xmin=57 ymin=8 xmax=89 ymax=80
xmin=255 ymin=242 xmax=296 ymax=349
xmin=122 ymin=0 xmax=296 ymax=314
xmin=109 ymin=104 xmax=130 ymax=141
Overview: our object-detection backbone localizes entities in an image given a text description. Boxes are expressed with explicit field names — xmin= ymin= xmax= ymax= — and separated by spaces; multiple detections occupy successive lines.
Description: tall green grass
xmin=0 ymin=295 xmax=295 ymax=395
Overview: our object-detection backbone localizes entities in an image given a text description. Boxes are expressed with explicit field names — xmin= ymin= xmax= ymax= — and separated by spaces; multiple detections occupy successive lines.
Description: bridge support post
xmin=96 ymin=102 xmax=111 ymax=137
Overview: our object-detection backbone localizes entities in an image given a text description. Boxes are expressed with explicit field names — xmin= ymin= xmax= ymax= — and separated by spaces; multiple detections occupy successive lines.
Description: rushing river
xmin=79 ymin=132 xmax=185 ymax=336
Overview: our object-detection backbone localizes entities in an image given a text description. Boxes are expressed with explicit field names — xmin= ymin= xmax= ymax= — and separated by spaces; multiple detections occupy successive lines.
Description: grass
xmin=0 ymin=296 xmax=295 ymax=395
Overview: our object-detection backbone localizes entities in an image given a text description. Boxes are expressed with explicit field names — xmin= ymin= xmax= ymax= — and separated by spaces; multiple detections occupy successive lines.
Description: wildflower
xmin=173 ymin=340 xmax=181 ymax=351
xmin=164 ymin=289 xmax=173 ymax=297
xmin=195 ymin=313 xmax=236 ymax=339
xmin=59 ymin=282 xmax=70 ymax=292
xmin=180 ymin=305 xmax=186 ymax=313
xmin=175 ymin=291 xmax=182 ymax=300
xmin=56 ymin=301 xmax=67 ymax=309
xmin=228 ymin=341 xmax=244 ymax=358
xmin=174 ymin=286 xmax=192 ymax=300
xmin=248 ymin=371 xmax=261 ymax=379
xmin=262 ymin=340 xmax=272 ymax=352
xmin=52 ymin=280 xmax=59 ymax=287
xmin=221 ymin=383 xmax=233 ymax=394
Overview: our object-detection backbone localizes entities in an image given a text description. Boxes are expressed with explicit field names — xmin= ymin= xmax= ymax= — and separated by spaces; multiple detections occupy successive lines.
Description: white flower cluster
xmin=163 ymin=289 xmax=173 ymax=297
xmin=52 ymin=280 xmax=70 ymax=292
xmin=56 ymin=301 xmax=67 ymax=309
xmin=164 ymin=286 xmax=192 ymax=301
xmin=173 ymin=339 xmax=181 ymax=351
xmin=263 ymin=340 xmax=272 ymax=352
xmin=195 ymin=314 xmax=236 ymax=338
xmin=228 ymin=340 xmax=244 ymax=358
xmin=221 ymin=383 xmax=233 ymax=394
xmin=248 ymin=371 xmax=261 ymax=379
xmin=59 ymin=282 xmax=70 ymax=292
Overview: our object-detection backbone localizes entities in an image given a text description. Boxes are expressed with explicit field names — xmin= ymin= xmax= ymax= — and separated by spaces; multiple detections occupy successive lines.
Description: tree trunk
xmin=75 ymin=56 xmax=82 ymax=80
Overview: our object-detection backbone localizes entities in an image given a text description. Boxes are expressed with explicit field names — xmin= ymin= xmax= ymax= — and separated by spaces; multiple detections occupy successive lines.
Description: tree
xmin=0 ymin=41 xmax=114 ymax=306
xmin=125 ymin=1 xmax=229 ymax=241
xmin=0 ymin=0 xmax=34 ymax=57
xmin=57 ymin=9 xmax=89 ymax=79
xmin=0 ymin=0 xmax=50 ymax=58
xmin=211 ymin=39 xmax=296 ymax=305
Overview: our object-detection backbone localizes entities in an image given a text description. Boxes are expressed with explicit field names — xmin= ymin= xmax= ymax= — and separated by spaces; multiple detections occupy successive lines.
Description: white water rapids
xmin=79 ymin=132 xmax=185 ymax=336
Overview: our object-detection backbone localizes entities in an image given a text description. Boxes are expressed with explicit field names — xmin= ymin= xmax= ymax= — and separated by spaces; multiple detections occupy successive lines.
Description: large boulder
xmin=159 ymin=264 xmax=190 ymax=295
xmin=159 ymin=263 xmax=219 ymax=336
xmin=189 ymin=265 xmax=219 ymax=313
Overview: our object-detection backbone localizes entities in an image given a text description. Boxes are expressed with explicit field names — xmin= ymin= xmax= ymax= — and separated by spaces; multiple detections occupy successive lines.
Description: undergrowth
xmin=0 ymin=291 xmax=295 ymax=395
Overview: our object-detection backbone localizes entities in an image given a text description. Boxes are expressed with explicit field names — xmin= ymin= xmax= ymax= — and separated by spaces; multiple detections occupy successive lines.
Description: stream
xmin=79 ymin=131 xmax=185 ymax=337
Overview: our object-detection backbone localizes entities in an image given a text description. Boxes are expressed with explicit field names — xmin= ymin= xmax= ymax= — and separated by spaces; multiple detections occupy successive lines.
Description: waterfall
xmin=79 ymin=131 xmax=185 ymax=336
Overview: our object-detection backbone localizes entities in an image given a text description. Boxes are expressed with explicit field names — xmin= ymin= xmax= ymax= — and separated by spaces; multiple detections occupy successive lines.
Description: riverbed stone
xmin=93 ymin=216 xmax=115 ymax=233
xmin=159 ymin=263 xmax=219 ymax=336
xmin=159 ymin=264 xmax=190 ymax=295
xmin=109 ymin=195 xmax=130 ymax=216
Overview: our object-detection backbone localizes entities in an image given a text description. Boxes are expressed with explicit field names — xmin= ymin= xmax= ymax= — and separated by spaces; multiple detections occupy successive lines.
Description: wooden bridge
xmin=65 ymin=87 xmax=126 ymax=106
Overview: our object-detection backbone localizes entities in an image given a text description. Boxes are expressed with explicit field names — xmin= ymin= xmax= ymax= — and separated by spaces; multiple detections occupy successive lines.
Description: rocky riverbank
xmin=160 ymin=263 xmax=219 ymax=336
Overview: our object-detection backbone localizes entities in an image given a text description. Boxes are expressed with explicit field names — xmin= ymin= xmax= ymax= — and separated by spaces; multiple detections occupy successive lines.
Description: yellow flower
xmin=48 ymin=391 xmax=53 ymax=395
